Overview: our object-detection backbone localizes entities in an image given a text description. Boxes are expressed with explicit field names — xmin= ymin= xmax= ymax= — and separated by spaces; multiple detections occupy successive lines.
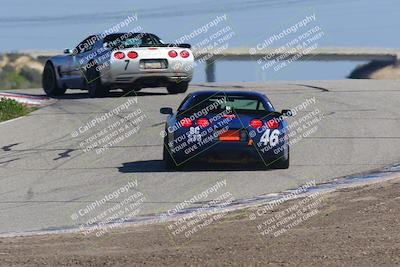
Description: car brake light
xmin=168 ymin=50 xmax=178 ymax=58
xmin=114 ymin=51 xmax=125 ymax=59
xmin=223 ymin=114 xmax=236 ymax=118
xmin=180 ymin=118 xmax=192 ymax=127
xmin=250 ymin=119 xmax=262 ymax=128
xmin=127 ymin=51 xmax=138 ymax=59
xmin=219 ymin=130 xmax=240 ymax=141
xmin=266 ymin=119 xmax=279 ymax=129
xmin=196 ymin=118 xmax=209 ymax=127
xmin=180 ymin=50 xmax=190 ymax=58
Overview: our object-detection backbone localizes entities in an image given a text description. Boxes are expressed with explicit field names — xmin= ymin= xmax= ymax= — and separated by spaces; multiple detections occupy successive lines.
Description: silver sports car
xmin=42 ymin=32 xmax=194 ymax=97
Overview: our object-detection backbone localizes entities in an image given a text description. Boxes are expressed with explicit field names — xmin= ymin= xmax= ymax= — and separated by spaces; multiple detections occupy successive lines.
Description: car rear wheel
xmin=42 ymin=62 xmax=66 ymax=96
xmin=86 ymin=64 xmax=109 ymax=98
xmin=167 ymin=82 xmax=188 ymax=94
xmin=163 ymin=143 xmax=176 ymax=170
xmin=272 ymin=147 xmax=290 ymax=169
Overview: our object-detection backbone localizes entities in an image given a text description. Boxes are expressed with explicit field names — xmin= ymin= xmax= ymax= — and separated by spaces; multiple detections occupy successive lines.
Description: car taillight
xmin=196 ymin=118 xmax=209 ymax=127
xmin=168 ymin=50 xmax=178 ymax=58
xmin=127 ymin=51 xmax=138 ymax=59
xmin=250 ymin=119 xmax=263 ymax=128
xmin=266 ymin=119 xmax=279 ymax=129
xmin=114 ymin=51 xmax=125 ymax=59
xmin=180 ymin=50 xmax=190 ymax=58
xmin=180 ymin=118 xmax=192 ymax=127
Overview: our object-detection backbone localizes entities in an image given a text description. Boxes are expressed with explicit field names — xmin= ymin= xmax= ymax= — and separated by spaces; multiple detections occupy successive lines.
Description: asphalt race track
xmin=0 ymin=80 xmax=399 ymax=235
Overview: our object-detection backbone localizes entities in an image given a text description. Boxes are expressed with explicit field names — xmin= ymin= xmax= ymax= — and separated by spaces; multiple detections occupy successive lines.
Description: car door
xmin=75 ymin=35 xmax=101 ymax=88
xmin=60 ymin=36 xmax=98 ymax=88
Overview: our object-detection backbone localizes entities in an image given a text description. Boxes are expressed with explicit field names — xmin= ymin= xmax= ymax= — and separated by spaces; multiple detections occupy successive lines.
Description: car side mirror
xmin=281 ymin=109 xmax=293 ymax=117
xmin=160 ymin=107 xmax=173 ymax=114
xmin=63 ymin=48 xmax=73 ymax=55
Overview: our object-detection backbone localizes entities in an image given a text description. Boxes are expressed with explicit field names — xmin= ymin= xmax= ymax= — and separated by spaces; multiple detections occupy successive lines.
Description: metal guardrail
xmin=192 ymin=47 xmax=400 ymax=81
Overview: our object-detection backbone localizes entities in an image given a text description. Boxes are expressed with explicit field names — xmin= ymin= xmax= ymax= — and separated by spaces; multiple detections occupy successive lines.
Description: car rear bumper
xmin=115 ymin=71 xmax=192 ymax=83
xmin=102 ymin=71 xmax=192 ymax=87
xmin=101 ymin=57 xmax=194 ymax=86
xmin=170 ymin=140 xmax=288 ymax=164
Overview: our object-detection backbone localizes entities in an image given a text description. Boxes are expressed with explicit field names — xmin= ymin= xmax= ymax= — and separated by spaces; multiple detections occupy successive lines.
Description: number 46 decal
xmin=260 ymin=129 xmax=280 ymax=146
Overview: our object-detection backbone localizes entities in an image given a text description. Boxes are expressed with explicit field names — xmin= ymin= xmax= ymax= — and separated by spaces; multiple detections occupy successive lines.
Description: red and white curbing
xmin=0 ymin=92 xmax=54 ymax=106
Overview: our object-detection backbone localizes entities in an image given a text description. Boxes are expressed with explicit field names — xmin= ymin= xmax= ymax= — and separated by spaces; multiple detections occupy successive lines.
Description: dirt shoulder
xmin=1 ymin=177 xmax=400 ymax=266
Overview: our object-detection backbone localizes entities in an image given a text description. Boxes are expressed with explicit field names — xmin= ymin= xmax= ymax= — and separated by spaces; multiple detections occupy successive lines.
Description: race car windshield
xmin=182 ymin=94 xmax=271 ymax=114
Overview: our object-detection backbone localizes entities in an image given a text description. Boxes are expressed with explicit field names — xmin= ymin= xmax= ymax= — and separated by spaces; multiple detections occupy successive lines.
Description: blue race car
xmin=160 ymin=90 xmax=292 ymax=170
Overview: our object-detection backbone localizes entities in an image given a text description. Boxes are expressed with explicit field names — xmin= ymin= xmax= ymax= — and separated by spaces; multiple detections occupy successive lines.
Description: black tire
xmin=167 ymin=82 xmax=188 ymax=94
xmin=42 ymin=62 xmax=66 ymax=96
xmin=163 ymin=141 xmax=176 ymax=170
xmin=86 ymin=64 xmax=108 ymax=98
xmin=272 ymin=147 xmax=290 ymax=169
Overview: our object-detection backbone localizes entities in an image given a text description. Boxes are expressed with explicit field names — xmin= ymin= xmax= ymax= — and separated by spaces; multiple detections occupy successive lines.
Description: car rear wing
xmin=105 ymin=43 xmax=191 ymax=49
xmin=136 ymin=43 xmax=191 ymax=49
xmin=165 ymin=43 xmax=191 ymax=49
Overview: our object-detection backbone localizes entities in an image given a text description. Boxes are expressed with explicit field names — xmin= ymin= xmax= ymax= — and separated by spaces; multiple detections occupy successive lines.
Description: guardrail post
xmin=205 ymin=59 xmax=215 ymax=82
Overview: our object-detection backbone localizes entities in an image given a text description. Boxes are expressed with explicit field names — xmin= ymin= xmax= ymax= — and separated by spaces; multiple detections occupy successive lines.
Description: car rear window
xmin=182 ymin=94 xmax=270 ymax=113
xmin=104 ymin=33 xmax=161 ymax=48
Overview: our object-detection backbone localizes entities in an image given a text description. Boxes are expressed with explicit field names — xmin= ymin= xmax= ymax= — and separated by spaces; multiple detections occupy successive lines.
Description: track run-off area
xmin=0 ymin=80 xmax=399 ymax=235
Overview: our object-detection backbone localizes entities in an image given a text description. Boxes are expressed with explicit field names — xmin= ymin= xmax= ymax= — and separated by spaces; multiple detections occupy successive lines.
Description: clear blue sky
xmin=1 ymin=0 xmax=399 ymax=81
